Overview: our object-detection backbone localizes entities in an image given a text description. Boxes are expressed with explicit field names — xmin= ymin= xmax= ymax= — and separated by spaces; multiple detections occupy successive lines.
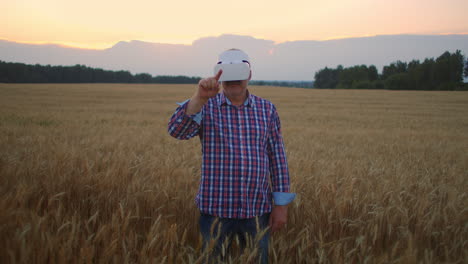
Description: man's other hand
xmin=269 ymin=205 xmax=288 ymax=233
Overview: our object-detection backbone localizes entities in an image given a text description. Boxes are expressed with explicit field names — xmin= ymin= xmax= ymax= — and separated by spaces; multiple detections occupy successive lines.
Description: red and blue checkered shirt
xmin=168 ymin=92 xmax=293 ymax=218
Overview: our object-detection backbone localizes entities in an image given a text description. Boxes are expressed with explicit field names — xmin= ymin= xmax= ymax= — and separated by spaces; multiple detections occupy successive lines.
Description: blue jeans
xmin=199 ymin=212 xmax=271 ymax=264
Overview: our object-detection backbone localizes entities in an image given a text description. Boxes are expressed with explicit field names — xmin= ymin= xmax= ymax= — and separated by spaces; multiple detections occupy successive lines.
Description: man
xmin=168 ymin=49 xmax=295 ymax=263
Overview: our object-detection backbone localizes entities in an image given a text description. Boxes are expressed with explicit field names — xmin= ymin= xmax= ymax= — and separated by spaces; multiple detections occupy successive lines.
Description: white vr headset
xmin=214 ymin=49 xmax=251 ymax=82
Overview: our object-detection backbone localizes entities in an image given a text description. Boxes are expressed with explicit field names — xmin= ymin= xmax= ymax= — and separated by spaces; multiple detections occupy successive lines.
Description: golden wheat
xmin=0 ymin=83 xmax=467 ymax=263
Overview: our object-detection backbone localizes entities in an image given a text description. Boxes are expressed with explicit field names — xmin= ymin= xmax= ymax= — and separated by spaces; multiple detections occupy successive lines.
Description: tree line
xmin=250 ymin=80 xmax=313 ymax=88
xmin=314 ymin=50 xmax=467 ymax=90
xmin=0 ymin=61 xmax=202 ymax=84
xmin=2 ymin=52 xmax=467 ymax=89
xmin=0 ymin=61 xmax=314 ymax=88
xmin=0 ymin=60 xmax=316 ymax=88
xmin=465 ymin=58 xmax=468 ymax=78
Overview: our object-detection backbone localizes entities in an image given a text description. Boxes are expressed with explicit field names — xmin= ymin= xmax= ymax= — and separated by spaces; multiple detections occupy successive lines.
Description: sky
xmin=2 ymin=0 xmax=468 ymax=49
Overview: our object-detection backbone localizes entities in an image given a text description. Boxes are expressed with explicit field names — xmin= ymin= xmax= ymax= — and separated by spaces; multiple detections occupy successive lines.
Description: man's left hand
xmin=269 ymin=205 xmax=288 ymax=232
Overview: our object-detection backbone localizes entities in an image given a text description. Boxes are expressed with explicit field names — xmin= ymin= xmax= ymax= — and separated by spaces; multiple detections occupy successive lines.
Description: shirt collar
xmin=219 ymin=90 xmax=255 ymax=108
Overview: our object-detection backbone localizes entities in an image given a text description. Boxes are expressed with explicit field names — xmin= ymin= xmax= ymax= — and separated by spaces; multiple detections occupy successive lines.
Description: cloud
xmin=1 ymin=34 xmax=467 ymax=80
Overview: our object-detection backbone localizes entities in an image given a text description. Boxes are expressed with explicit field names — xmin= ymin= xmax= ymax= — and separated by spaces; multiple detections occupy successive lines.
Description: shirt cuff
xmin=273 ymin=192 xmax=296 ymax=206
xmin=177 ymin=99 xmax=202 ymax=125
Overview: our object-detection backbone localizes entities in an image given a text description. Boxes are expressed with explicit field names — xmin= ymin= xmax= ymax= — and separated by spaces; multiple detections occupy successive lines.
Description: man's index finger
xmin=214 ymin=69 xmax=223 ymax=81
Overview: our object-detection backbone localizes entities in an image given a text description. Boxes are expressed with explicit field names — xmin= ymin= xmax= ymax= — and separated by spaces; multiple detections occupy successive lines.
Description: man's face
xmin=222 ymin=79 xmax=247 ymax=95
xmin=221 ymin=70 xmax=251 ymax=98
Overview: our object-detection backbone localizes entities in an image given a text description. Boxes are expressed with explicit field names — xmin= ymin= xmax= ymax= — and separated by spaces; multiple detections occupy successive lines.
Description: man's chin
xmin=225 ymin=80 xmax=242 ymax=86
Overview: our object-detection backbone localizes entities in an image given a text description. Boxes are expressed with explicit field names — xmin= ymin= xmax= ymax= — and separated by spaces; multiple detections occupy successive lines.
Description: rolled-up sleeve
xmin=167 ymin=100 xmax=202 ymax=140
xmin=273 ymin=192 xmax=296 ymax=206
xmin=267 ymin=107 xmax=296 ymax=205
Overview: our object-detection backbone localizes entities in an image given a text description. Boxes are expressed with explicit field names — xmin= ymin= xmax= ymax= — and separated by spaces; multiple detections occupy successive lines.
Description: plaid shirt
xmin=168 ymin=92 xmax=292 ymax=218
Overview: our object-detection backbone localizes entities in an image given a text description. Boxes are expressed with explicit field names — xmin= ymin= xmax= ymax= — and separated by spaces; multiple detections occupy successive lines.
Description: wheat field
xmin=0 ymin=83 xmax=467 ymax=263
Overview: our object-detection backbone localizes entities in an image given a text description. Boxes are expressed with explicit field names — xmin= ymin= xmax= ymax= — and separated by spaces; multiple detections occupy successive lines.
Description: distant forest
xmin=314 ymin=50 xmax=468 ymax=90
xmin=250 ymin=80 xmax=313 ymax=88
xmin=1 ymin=50 xmax=467 ymax=90
xmin=0 ymin=61 xmax=202 ymax=84
xmin=0 ymin=61 xmax=313 ymax=88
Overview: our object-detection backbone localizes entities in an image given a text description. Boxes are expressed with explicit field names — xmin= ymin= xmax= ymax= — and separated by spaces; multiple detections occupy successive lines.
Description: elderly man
xmin=168 ymin=49 xmax=295 ymax=263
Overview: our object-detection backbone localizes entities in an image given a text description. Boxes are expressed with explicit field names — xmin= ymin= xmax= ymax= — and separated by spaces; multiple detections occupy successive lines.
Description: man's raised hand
xmin=186 ymin=70 xmax=222 ymax=115
xmin=197 ymin=69 xmax=223 ymax=101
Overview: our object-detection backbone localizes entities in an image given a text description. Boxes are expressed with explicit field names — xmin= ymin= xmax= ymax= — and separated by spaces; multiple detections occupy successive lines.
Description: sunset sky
xmin=3 ymin=0 xmax=468 ymax=49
